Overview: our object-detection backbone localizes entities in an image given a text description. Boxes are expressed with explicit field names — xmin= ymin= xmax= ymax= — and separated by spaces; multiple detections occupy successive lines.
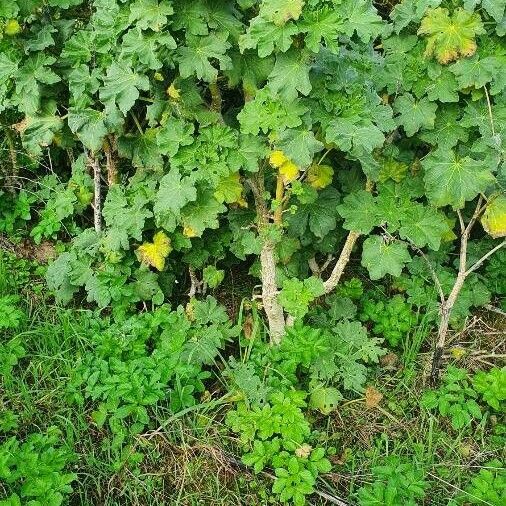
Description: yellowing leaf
xmin=307 ymin=164 xmax=334 ymax=189
xmin=481 ymin=195 xmax=506 ymax=238
xmin=137 ymin=231 xmax=171 ymax=271
xmin=450 ymin=347 xmax=466 ymax=360
xmin=378 ymin=159 xmax=408 ymax=183
xmin=269 ymin=149 xmax=289 ymax=168
xmin=167 ymin=82 xmax=180 ymax=100
xmin=183 ymin=225 xmax=198 ymax=238
xmin=418 ymin=7 xmax=485 ymax=64
xmin=4 ymin=20 xmax=21 ymax=36
xmin=214 ymin=172 xmax=247 ymax=206
xmin=279 ymin=160 xmax=299 ymax=183
xmin=261 ymin=0 xmax=304 ymax=26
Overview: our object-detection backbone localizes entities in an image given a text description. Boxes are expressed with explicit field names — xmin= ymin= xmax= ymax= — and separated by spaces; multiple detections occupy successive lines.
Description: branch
xmin=465 ymin=239 xmax=506 ymax=276
xmin=465 ymin=195 xmax=485 ymax=236
xmin=457 ymin=209 xmax=465 ymax=235
xmin=188 ymin=266 xmax=201 ymax=298
xmin=412 ymin=246 xmax=445 ymax=306
xmin=273 ymin=173 xmax=284 ymax=226
xmin=104 ymin=135 xmax=118 ymax=186
xmin=322 ymin=179 xmax=373 ymax=295
xmin=209 ymin=80 xmax=223 ymax=119
xmin=322 ymin=231 xmax=360 ymax=295
xmin=89 ymin=154 xmax=102 ymax=233
xmin=484 ymin=85 xmax=496 ymax=137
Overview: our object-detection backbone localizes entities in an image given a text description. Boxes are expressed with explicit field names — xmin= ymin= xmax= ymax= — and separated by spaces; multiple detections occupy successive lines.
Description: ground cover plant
xmin=1 ymin=0 xmax=506 ymax=504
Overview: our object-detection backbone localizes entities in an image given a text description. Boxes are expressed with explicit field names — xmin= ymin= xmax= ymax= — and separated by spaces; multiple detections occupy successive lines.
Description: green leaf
xmin=20 ymin=102 xmax=63 ymax=157
xmin=237 ymin=88 xmax=307 ymax=135
xmin=121 ymin=28 xmax=176 ymax=71
xmin=361 ymin=236 xmax=411 ymax=280
xmin=240 ymin=17 xmax=298 ymax=57
xmin=99 ymin=62 xmax=150 ymax=115
xmin=426 ymin=63 xmax=460 ymax=102
xmin=299 ymin=8 xmax=343 ymax=53
xmin=214 ymin=173 xmax=244 ymax=204
xmin=129 ymin=0 xmax=174 ymax=31
xmin=288 ymin=187 xmax=340 ymax=238
xmin=234 ymin=135 xmax=268 ymax=172
xmin=267 ymin=49 xmax=312 ymax=101
xmin=13 ymin=53 xmax=60 ymax=115
xmin=419 ymin=105 xmax=469 ymax=150
xmin=337 ymin=190 xmax=379 ymax=234
xmin=391 ymin=0 xmax=442 ymax=33
xmin=450 ymin=55 xmax=503 ymax=90
xmin=423 ymin=149 xmax=496 ymax=208
xmin=181 ymin=189 xmax=226 ymax=237
xmin=277 ymin=128 xmax=323 ymax=168
xmin=0 ymin=53 xmax=19 ymax=83
xmin=154 ymin=169 xmax=198 ymax=231
xmin=309 ymin=385 xmax=342 ymax=415
xmin=156 ymin=118 xmax=195 ymax=157
xmin=118 ymin=129 xmax=163 ymax=170
xmin=68 ymin=107 xmax=107 ymax=152
xmin=203 ymin=265 xmax=225 ymax=288
xmin=340 ymin=0 xmax=385 ymax=42
xmin=178 ymin=33 xmax=232 ymax=82
xmin=225 ymin=50 xmax=274 ymax=96
xmin=326 ymin=117 xmax=385 ymax=154
xmin=279 ymin=277 xmax=325 ymax=319
xmin=394 ymin=93 xmax=437 ymax=137
xmin=398 ymin=204 xmax=450 ymax=250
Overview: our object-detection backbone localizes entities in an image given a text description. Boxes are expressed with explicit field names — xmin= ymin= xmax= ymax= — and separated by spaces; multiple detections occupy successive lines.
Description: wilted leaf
xmin=418 ymin=7 xmax=485 ymax=64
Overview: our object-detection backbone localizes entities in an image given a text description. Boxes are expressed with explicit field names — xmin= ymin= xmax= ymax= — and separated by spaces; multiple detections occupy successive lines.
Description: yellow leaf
xmin=279 ymin=160 xmax=299 ymax=183
xmin=307 ymin=164 xmax=334 ymax=189
xmin=183 ymin=225 xmax=198 ymax=238
xmin=418 ymin=7 xmax=485 ymax=64
xmin=154 ymin=72 xmax=164 ymax=81
xmin=4 ymin=19 xmax=21 ymax=36
xmin=269 ymin=150 xmax=289 ymax=168
xmin=481 ymin=194 xmax=506 ymax=238
xmin=167 ymin=82 xmax=181 ymax=100
xmin=137 ymin=231 xmax=171 ymax=271
xmin=450 ymin=347 xmax=466 ymax=360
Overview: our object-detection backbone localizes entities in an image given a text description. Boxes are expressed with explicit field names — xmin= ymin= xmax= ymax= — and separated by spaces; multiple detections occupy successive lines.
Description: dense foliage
xmin=1 ymin=0 xmax=506 ymax=504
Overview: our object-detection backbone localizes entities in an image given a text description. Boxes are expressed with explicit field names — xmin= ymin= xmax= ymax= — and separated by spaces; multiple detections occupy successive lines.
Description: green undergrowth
xmin=1 ymin=250 xmax=504 ymax=505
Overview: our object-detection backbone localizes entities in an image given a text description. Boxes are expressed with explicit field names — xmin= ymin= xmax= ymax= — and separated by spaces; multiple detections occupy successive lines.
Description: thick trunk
xmin=248 ymin=173 xmax=286 ymax=343
xmin=260 ymin=239 xmax=286 ymax=344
